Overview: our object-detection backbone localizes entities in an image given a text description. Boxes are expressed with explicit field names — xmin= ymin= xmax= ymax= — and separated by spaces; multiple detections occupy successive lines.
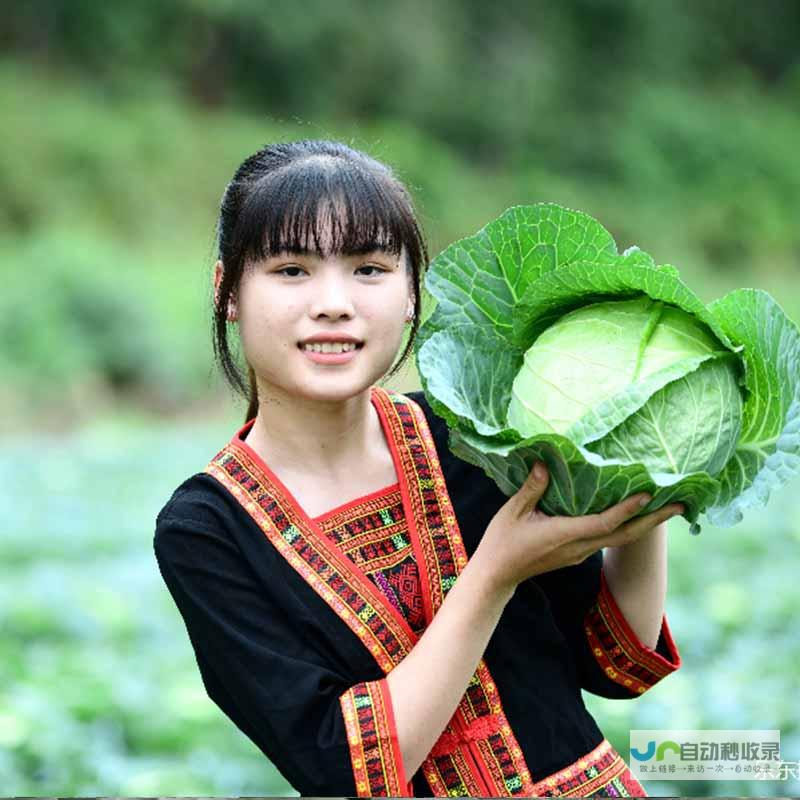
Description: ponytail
xmin=245 ymin=364 xmax=259 ymax=425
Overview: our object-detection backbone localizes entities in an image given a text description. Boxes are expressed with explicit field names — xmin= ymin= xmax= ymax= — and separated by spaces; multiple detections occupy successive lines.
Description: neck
xmin=244 ymin=386 xmax=381 ymax=478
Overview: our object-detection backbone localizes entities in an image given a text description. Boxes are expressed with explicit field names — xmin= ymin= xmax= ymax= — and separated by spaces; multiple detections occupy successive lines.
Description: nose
xmin=308 ymin=270 xmax=356 ymax=319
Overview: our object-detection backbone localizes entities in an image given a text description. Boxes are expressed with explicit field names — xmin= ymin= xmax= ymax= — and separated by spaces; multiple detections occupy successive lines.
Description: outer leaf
xmin=420 ymin=203 xmax=631 ymax=348
xmin=448 ymin=425 xmax=720 ymax=527
xmin=704 ymin=289 xmax=800 ymax=526
xmin=416 ymin=326 xmax=523 ymax=439
xmin=422 ymin=232 xmax=517 ymax=343
xmin=482 ymin=204 xmax=621 ymax=294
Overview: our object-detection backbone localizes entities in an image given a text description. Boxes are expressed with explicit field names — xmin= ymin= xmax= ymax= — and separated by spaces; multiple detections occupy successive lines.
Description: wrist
xmin=463 ymin=550 xmax=517 ymax=608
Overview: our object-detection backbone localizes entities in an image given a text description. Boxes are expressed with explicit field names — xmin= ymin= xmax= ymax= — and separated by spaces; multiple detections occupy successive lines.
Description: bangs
xmin=231 ymin=156 xmax=419 ymax=266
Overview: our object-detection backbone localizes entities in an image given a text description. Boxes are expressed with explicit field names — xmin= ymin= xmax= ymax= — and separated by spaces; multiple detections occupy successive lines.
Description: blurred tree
xmin=2 ymin=0 xmax=798 ymax=422
xmin=4 ymin=0 xmax=797 ymax=166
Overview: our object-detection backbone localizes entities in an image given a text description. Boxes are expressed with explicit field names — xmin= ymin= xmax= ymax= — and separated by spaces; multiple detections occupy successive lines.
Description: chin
xmin=291 ymin=379 xmax=374 ymax=404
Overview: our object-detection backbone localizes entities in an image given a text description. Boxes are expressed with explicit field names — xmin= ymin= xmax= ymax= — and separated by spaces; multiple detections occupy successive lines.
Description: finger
xmin=513 ymin=461 xmax=550 ymax=519
xmin=569 ymin=492 xmax=653 ymax=538
xmin=599 ymin=503 xmax=684 ymax=547
xmin=629 ymin=503 xmax=685 ymax=533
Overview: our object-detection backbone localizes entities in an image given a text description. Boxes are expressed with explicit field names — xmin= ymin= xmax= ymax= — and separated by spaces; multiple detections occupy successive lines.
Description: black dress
xmin=153 ymin=386 xmax=681 ymax=797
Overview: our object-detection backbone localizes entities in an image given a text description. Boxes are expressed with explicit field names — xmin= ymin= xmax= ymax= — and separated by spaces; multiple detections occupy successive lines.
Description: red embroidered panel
xmin=315 ymin=484 xmax=426 ymax=636
xmin=340 ymin=679 xmax=410 ymax=797
xmin=531 ymin=738 xmax=647 ymax=797
xmin=585 ymin=569 xmax=682 ymax=694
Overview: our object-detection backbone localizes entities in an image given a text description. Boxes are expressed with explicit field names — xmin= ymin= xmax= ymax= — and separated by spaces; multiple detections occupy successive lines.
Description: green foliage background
xmin=1 ymin=1 xmax=798 ymax=795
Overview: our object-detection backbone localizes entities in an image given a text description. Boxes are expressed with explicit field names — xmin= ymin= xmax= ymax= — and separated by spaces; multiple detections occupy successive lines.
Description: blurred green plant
xmin=0 ymin=232 xmax=211 ymax=423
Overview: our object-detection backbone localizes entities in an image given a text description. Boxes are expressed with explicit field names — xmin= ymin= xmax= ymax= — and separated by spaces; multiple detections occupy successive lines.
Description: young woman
xmin=154 ymin=139 xmax=684 ymax=797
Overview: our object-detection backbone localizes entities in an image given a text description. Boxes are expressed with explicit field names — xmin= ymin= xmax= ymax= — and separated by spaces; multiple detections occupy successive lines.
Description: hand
xmin=475 ymin=462 xmax=684 ymax=598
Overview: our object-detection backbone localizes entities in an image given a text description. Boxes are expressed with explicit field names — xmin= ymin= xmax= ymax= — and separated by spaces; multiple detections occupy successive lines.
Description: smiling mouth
xmin=297 ymin=342 xmax=365 ymax=351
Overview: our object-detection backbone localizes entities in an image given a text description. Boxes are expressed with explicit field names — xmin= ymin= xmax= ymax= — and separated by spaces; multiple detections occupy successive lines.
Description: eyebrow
xmin=272 ymin=245 xmax=397 ymax=258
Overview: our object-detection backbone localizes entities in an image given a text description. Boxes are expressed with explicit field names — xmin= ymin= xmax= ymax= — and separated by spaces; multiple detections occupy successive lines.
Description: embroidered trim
xmin=430 ymin=712 xmax=506 ymax=756
xmin=383 ymin=394 xmax=466 ymax=619
xmin=391 ymin=393 xmax=535 ymax=796
xmin=340 ymin=678 xmax=411 ymax=798
xmin=584 ymin=569 xmax=682 ymax=694
xmin=312 ymin=481 xmax=400 ymax=522
xmin=206 ymin=444 xmax=417 ymax=672
xmin=317 ymin=488 xmax=426 ymax=635
xmin=531 ymin=738 xmax=647 ymax=797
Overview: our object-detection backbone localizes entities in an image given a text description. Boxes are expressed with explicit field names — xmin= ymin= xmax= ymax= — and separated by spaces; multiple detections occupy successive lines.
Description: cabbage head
xmin=413 ymin=203 xmax=800 ymax=534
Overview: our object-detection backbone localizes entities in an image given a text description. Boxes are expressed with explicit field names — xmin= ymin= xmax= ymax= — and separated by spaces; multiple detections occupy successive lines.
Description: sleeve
xmin=153 ymin=505 xmax=412 ymax=797
xmin=533 ymin=549 xmax=682 ymax=699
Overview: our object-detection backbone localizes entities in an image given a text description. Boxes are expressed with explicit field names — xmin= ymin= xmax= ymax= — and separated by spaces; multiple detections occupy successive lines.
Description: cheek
xmin=362 ymin=283 xmax=409 ymax=319
xmin=359 ymin=303 xmax=403 ymax=327
xmin=239 ymin=300 xmax=300 ymax=353
xmin=241 ymin=292 xmax=296 ymax=325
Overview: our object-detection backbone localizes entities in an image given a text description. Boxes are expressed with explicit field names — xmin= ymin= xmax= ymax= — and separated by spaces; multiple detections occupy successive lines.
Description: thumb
xmin=515 ymin=461 xmax=549 ymax=518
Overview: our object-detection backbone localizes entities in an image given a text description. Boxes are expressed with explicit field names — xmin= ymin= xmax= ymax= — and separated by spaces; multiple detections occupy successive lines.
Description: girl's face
xmin=223 ymin=233 xmax=414 ymax=405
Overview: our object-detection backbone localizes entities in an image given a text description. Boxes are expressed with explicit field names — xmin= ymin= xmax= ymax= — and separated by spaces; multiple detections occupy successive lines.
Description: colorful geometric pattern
xmin=315 ymin=485 xmax=426 ymax=635
xmin=340 ymin=679 xmax=410 ymax=797
xmin=205 ymin=440 xmax=418 ymax=674
xmin=530 ymin=738 xmax=647 ymax=797
xmin=584 ymin=568 xmax=682 ymax=695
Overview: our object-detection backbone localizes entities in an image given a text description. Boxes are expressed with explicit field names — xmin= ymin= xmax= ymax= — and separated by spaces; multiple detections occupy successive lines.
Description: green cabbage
xmin=413 ymin=203 xmax=800 ymax=534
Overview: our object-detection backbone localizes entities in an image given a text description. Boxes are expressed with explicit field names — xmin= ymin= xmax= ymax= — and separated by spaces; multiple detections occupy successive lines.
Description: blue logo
xmin=631 ymin=740 xmax=680 ymax=761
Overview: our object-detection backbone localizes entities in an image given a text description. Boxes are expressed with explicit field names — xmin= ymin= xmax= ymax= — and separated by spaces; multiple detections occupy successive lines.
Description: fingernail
xmin=673 ymin=504 xmax=685 ymax=515
xmin=534 ymin=462 xmax=546 ymax=480
xmin=639 ymin=494 xmax=652 ymax=507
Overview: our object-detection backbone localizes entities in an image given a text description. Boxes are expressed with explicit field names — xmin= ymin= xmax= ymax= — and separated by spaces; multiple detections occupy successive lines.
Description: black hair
xmin=212 ymin=140 xmax=429 ymax=424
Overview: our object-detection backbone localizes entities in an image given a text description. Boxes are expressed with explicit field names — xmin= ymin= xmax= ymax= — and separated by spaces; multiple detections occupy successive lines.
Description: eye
xmin=275 ymin=265 xmax=306 ymax=277
xmin=357 ymin=264 xmax=389 ymax=277
xmin=273 ymin=264 xmax=389 ymax=278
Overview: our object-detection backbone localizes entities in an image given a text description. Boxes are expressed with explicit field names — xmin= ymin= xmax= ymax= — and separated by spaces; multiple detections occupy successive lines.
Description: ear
xmin=402 ymin=247 xmax=417 ymax=309
xmin=406 ymin=270 xmax=416 ymax=322
xmin=214 ymin=260 xmax=238 ymax=321
xmin=405 ymin=296 xmax=416 ymax=322
xmin=213 ymin=260 xmax=223 ymax=306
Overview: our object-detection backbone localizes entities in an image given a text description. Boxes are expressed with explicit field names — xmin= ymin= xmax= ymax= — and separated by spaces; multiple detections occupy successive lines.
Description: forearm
xmin=386 ymin=554 xmax=514 ymax=779
xmin=601 ymin=521 xmax=667 ymax=649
